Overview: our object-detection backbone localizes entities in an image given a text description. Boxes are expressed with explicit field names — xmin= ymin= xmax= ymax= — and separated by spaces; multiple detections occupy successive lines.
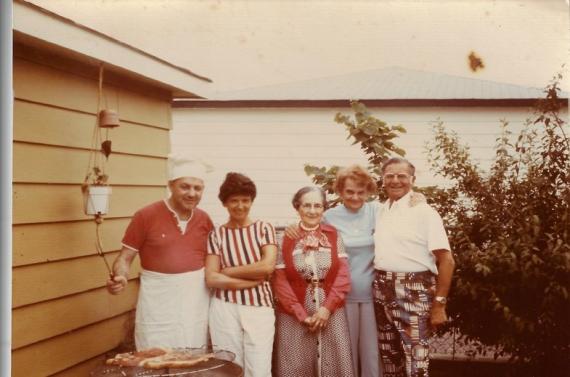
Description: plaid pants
xmin=372 ymin=270 xmax=435 ymax=377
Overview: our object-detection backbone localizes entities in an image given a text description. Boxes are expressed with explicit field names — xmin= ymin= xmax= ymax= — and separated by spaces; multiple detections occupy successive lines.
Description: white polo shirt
xmin=374 ymin=191 xmax=451 ymax=274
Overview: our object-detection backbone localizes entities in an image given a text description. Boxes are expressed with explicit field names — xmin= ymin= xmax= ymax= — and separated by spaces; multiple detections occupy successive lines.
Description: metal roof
xmin=213 ymin=67 xmax=567 ymax=101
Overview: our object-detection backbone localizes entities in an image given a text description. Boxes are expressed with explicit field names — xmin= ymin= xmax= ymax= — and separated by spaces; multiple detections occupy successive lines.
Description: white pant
xmin=345 ymin=301 xmax=381 ymax=377
xmin=209 ymin=298 xmax=275 ymax=377
xmin=135 ymin=268 xmax=210 ymax=350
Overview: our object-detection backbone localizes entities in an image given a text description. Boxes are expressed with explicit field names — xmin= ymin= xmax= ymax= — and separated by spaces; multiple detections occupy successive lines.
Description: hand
xmin=284 ymin=223 xmax=302 ymax=239
xmin=430 ymin=302 xmax=448 ymax=328
xmin=302 ymin=316 xmax=316 ymax=328
xmin=309 ymin=307 xmax=331 ymax=332
xmin=410 ymin=191 xmax=427 ymax=207
xmin=301 ymin=317 xmax=315 ymax=332
xmin=106 ymin=275 xmax=128 ymax=295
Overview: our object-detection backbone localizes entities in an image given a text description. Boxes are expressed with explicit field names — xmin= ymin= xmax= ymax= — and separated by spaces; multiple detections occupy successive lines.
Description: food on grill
xmin=106 ymin=347 xmax=168 ymax=367
xmin=142 ymin=352 xmax=215 ymax=369
xmin=105 ymin=348 xmax=215 ymax=369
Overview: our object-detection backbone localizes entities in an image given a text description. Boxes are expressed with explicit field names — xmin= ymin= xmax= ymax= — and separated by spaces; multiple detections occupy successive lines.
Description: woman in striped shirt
xmin=205 ymin=172 xmax=277 ymax=377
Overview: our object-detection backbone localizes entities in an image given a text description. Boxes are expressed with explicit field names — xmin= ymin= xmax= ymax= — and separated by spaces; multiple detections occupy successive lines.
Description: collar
xmin=385 ymin=191 xmax=412 ymax=210
xmin=163 ymin=199 xmax=194 ymax=222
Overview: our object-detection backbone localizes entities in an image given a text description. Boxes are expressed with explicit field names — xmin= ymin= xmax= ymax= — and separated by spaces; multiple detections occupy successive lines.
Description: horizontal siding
xmin=13 ymin=218 xmax=129 ymax=267
xmin=51 ymin=355 xmax=107 ymax=377
xmin=13 ymin=251 xmax=141 ymax=308
xmin=13 ymin=184 xmax=165 ymax=224
xmin=13 ymin=52 xmax=174 ymax=376
xmin=14 ymin=57 xmax=171 ymax=129
xmin=14 ymin=100 xmax=169 ymax=157
xmin=12 ymin=313 xmax=134 ymax=377
xmin=171 ymin=106 xmax=542 ymax=225
xmin=13 ymin=284 xmax=139 ymax=349
xmin=13 ymin=143 xmax=166 ymax=185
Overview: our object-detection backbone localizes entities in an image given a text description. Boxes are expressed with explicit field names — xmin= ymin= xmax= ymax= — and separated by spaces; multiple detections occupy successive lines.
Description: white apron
xmin=135 ymin=268 xmax=210 ymax=350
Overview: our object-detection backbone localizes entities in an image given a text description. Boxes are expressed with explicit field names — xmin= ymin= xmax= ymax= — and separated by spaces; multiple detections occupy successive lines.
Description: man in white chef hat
xmin=107 ymin=154 xmax=214 ymax=350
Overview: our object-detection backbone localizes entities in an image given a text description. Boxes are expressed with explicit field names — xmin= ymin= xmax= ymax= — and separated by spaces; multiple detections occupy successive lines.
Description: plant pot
xmin=99 ymin=109 xmax=120 ymax=128
xmin=83 ymin=185 xmax=112 ymax=215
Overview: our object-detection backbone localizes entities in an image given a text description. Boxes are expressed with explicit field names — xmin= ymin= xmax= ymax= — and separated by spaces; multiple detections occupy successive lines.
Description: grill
xmin=90 ymin=347 xmax=241 ymax=377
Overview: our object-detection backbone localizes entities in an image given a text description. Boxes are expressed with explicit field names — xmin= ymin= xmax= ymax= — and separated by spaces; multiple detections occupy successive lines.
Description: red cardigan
xmin=272 ymin=223 xmax=351 ymax=322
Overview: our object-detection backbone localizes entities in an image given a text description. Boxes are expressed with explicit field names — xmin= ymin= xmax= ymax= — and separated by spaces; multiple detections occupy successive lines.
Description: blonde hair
xmin=333 ymin=165 xmax=376 ymax=194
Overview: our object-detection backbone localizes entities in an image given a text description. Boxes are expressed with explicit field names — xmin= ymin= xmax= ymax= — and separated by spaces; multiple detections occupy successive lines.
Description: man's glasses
xmin=383 ymin=173 xmax=412 ymax=181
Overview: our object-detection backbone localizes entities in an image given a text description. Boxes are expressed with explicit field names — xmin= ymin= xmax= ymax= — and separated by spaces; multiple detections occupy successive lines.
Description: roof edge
xmin=16 ymin=0 xmax=212 ymax=83
xmin=172 ymin=98 xmax=569 ymax=109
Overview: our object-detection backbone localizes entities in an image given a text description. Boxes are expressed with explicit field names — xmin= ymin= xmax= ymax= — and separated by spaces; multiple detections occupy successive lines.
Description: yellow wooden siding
xmin=14 ymin=100 xmax=170 ymax=157
xmin=12 ymin=51 xmax=174 ymax=375
xmin=13 ymin=143 xmax=166 ymax=185
xmin=13 ymin=184 xmax=165 ymax=224
xmin=13 ymin=252 xmax=142 ymax=308
xmin=12 ymin=284 xmax=139 ymax=349
xmin=50 ymin=355 xmax=107 ymax=377
xmin=11 ymin=313 xmax=134 ymax=377
xmin=14 ymin=57 xmax=171 ymax=129
xmin=13 ymin=219 xmax=129 ymax=266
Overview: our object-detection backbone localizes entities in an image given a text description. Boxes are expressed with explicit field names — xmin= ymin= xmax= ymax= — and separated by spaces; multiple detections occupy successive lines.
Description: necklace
xmin=299 ymin=222 xmax=320 ymax=231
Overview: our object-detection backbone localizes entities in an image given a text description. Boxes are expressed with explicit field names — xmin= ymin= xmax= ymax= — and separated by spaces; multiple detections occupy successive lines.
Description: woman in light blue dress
xmin=324 ymin=165 xmax=381 ymax=377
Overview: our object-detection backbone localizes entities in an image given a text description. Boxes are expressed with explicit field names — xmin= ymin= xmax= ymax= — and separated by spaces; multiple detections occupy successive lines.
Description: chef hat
xmin=167 ymin=153 xmax=213 ymax=181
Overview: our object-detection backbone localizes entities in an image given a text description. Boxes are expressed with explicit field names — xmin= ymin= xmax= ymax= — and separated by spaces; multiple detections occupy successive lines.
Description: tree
xmin=304 ymin=100 xmax=406 ymax=204
xmin=425 ymin=75 xmax=569 ymax=376
xmin=305 ymin=76 xmax=569 ymax=376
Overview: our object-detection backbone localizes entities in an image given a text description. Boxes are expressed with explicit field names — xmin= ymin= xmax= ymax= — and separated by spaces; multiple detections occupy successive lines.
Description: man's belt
xmin=375 ymin=270 xmax=433 ymax=280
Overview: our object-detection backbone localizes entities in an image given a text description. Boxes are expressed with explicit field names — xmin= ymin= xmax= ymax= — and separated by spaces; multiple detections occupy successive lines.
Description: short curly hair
xmin=218 ymin=172 xmax=257 ymax=203
xmin=333 ymin=164 xmax=376 ymax=194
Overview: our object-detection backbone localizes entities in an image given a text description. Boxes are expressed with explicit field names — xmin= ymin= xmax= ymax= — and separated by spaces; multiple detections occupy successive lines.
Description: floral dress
xmin=273 ymin=228 xmax=354 ymax=377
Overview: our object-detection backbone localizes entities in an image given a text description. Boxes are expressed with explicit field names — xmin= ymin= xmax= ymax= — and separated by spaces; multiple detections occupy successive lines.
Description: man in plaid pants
xmin=372 ymin=157 xmax=455 ymax=377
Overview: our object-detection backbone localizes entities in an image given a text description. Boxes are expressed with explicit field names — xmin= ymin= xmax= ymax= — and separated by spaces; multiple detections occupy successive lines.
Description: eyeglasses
xmin=383 ymin=173 xmax=412 ymax=181
xmin=300 ymin=203 xmax=324 ymax=210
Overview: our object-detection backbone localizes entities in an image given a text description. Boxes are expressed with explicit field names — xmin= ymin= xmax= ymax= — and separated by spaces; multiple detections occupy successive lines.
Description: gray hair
xmin=292 ymin=186 xmax=327 ymax=210
xmin=381 ymin=157 xmax=416 ymax=176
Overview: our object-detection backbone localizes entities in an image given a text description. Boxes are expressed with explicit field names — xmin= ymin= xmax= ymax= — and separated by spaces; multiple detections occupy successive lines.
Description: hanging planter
xmin=83 ymin=184 xmax=112 ymax=215
xmin=99 ymin=109 xmax=120 ymax=129
xmin=82 ymin=164 xmax=111 ymax=216
xmin=81 ymin=63 xmax=120 ymax=278
xmin=82 ymin=63 xmax=119 ymax=218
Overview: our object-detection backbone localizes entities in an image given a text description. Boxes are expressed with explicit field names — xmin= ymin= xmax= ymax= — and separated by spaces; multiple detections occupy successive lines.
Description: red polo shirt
xmin=122 ymin=200 xmax=213 ymax=273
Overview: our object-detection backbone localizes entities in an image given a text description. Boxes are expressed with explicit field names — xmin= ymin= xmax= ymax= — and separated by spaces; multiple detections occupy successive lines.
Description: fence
xmin=430 ymin=327 xmax=507 ymax=362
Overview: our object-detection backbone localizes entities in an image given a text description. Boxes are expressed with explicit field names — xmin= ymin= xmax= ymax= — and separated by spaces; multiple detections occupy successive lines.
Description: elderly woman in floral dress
xmin=272 ymin=186 xmax=354 ymax=377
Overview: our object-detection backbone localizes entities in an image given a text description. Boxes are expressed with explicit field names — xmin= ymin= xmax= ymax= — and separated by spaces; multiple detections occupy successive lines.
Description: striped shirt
xmin=207 ymin=220 xmax=277 ymax=307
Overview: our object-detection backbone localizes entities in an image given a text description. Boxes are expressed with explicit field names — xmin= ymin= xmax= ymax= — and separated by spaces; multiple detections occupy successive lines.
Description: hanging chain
xmin=84 ymin=63 xmax=105 ymax=184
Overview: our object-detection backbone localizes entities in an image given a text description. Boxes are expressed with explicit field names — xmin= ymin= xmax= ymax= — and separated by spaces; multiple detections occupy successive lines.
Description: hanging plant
xmin=82 ymin=63 xmax=119 ymax=217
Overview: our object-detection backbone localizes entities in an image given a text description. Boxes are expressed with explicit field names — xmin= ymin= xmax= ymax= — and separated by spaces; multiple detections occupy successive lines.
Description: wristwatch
xmin=434 ymin=296 xmax=448 ymax=304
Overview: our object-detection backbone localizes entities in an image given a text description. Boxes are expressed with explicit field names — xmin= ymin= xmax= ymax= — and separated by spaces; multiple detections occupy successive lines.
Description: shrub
xmin=425 ymin=75 xmax=569 ymax=376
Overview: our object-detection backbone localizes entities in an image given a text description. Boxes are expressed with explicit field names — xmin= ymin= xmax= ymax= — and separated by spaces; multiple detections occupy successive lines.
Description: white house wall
xmin=171 ymin=105 xmax=551 ymax=226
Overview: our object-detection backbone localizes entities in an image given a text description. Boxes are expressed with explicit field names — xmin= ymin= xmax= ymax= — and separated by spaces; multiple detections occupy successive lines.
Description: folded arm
xmin=221 ymin=244 xmax=277 ymax=280
xmin=205 ymin=254 xmax=262 ymax=290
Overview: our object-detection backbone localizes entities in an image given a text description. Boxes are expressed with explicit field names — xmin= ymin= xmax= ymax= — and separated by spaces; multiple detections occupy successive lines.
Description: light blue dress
xmin=324 ymin=201 xmax=381 ymax=377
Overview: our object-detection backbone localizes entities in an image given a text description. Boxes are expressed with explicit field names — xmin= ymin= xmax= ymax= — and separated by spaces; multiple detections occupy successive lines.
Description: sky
xmin=28 ymin=0 xmax=570 ymax=94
